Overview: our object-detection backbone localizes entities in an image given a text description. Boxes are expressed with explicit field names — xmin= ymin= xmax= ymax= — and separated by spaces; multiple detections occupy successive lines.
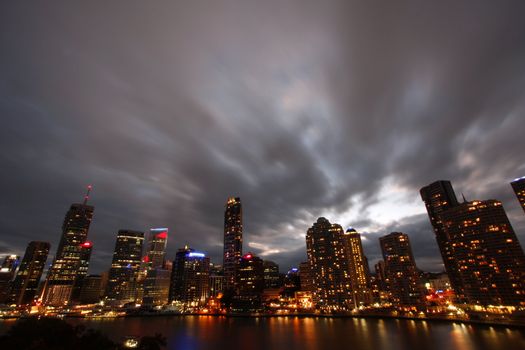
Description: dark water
xmin=2 ymin=316 xmax=525 ymax=350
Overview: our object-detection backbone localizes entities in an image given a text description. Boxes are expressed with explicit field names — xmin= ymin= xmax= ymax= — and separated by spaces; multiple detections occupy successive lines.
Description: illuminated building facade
xmin=169 ymin=247 xmax=210 ymax=306
xmin=441 ymin=200 xmax=525 ymax=306
xmin=420 ymin=180 xmax=464 ymax=301
xmin=343 ymin=228 xmax=372 ymax=306
xmin=511 ymin=176 xmax=525 ymax=213
xmin=105 ymin=230 xmax=144 ymax=303
xmin=141 ymin=228 xmax=170 ymax=305
xmin=236 ymin=253 xmax=264 ymax=296
xmin=223 ymin=197 xmax=242 ymax=289
xmin=379 ymin=232 xmax=423 ymax=306
xmin=44 ymin=190 xmax=95 ymax=305
xmin=146 ymin=228 xmax=168 ymax=268
xmin=263 ymin=260 xmax=280 ymax=289
xmin=306 ymin=218 xmax=352 ymax=308
xmin=0 ymin=255 xmax=20 ymax=303
xmin=9 ymin=241 xmax=50 ymax=305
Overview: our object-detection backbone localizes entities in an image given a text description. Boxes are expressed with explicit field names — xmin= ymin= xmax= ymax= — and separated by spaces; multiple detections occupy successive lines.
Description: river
xmin=1 ymin=316 xmax=524 ymax=350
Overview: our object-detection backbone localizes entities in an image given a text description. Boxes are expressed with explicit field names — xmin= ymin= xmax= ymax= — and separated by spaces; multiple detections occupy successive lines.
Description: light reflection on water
xmin=2 ymin=316 xmax=524 ymax=350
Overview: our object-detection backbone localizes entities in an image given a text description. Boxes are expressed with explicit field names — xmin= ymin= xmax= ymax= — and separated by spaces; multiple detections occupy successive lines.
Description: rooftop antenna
xmin=461 ymin=192 xmax=467 ymax=203
xmin=83 ymin=185 xmax=92 ymax=205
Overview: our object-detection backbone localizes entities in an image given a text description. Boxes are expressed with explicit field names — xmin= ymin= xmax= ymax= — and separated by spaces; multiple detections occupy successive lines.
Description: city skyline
xmin=1 ymin=1 xmax=525 ymax=275
xmin=0 ymin=177 xmax=524 ymax=276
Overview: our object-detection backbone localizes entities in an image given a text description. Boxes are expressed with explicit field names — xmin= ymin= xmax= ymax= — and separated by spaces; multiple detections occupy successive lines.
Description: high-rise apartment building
xmin=420 ymin=180 xmax=464 ymax=301
xmin=440 ymin=200 xmax=525 ymax=305
xmin=43 ymin=188 xmax=94 ymax=305
xmin=105 ymin=229 xmax=144 ymax=304
xmin=169 ymin=247 xmax=210 ymax=306
xmin=343 ymin=228 xmax=372 ymax=306
xmin=306 ymin=217 xmax=352 ymax=308
xmin=9 ymin=241 xmax=50 ymax=305
xmin=379 ymin=232 xmax=423 ymax=306
xmin=511 ymin=176 xmax=525 ymax=213
xmin=223 ymin=197 xmax=242 ymax=289
xmin=422 ymin=180 xmax=525 ymax=306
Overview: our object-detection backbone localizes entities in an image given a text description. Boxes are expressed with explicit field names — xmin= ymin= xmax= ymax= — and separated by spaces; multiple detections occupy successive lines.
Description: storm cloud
xmin=1 ymin=1 xmax=524 ymax=273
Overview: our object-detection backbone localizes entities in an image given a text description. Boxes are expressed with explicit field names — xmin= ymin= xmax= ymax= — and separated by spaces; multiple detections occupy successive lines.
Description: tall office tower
xmin=0 ymin=255 xmax=20 ymax=303
xmin=105 ymin=230 xmax=144 ymax=304
xmin=44 ymin=187 xmax=95 ymax=305
xmin=9 ymin=241 xmax=50 ymax=305
xmin=71 ymin=241 xmax=93 ymax=301
xmin=141 ymin=228 xmax=170 ymax=305
xmin=440 ymin=200 xmax=525 ymax=306
xmin=236 ymin=253 xmax=264 ymax=297
xmin=262 ymin=260 xmax=280 ymax=289
xmin=169 ymin=247 xmax=210 ymax=306
xmin=223 ymin=197 xmax=242 ymax=289
xmin=511 ymin=176 xmax=525 ymax=213
xmin=379 ymin=232 xmax=423 ymax=306
xmin=146 ymin=228 xmax=168 ymax=268
xmin=343 ymin=228 xmax=372 ymax=306
xmin=306 ymin=217 xmax=352 ymax=308
xmin=420 ymin=180 xmax=464 ymax=300
xmin=299 ymin=261 xmax=314 ymax=292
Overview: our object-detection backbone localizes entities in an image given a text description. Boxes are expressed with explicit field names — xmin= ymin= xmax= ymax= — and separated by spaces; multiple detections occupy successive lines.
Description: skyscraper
xmin=146 ymin=228 xmax=168 ymax=268
xmin=223 ymin=197 xmax=242 ymax=290
xmin=420 ymin=180 xmax=464 ymax=301
xmin=43 ymin=187 xmax=94 ymax=305
xmin=105 ymin=229 xmax=144 ymax=304
xmin=141 ymin=228 xmax=170 ymax=305
xmin=440 ymin=200 xmax=525 ymax=306
xmin=379 ymin=232 xmax=423 ymax=306
xmin=0 ymin=255 xmax=20 ymax=303
xmin=343 ymin=228 xmax=372 ymax=306
xmin=169 ymin=247 xmax=210 ymax=306
xmin=511 ymin=176 xmax=525 ymax=213
xmin=9 ymin=241 xmax=50 ymax=305
xmin=306 ymin=217 xmax=352 ymax=308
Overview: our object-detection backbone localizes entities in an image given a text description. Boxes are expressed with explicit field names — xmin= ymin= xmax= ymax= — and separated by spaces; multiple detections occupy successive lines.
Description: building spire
xmin=83 ymin=185 xmax=92 ymax=205
xmin=461 ymin=192 xmax=467 ymax=203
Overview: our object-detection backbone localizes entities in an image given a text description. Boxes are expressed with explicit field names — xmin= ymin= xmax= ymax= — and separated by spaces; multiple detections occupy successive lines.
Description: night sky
xmin=1 ymin=1 xmax=525 ymax=274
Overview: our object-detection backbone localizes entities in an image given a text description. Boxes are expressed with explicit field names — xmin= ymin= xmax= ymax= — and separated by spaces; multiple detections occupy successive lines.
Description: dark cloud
xmin=1 ymin=1 xmax=524 ymax=273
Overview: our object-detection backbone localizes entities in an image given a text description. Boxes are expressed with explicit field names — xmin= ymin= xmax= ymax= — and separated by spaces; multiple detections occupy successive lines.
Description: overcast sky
xmin=1 ymin=1 xmax=525 ymax=274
